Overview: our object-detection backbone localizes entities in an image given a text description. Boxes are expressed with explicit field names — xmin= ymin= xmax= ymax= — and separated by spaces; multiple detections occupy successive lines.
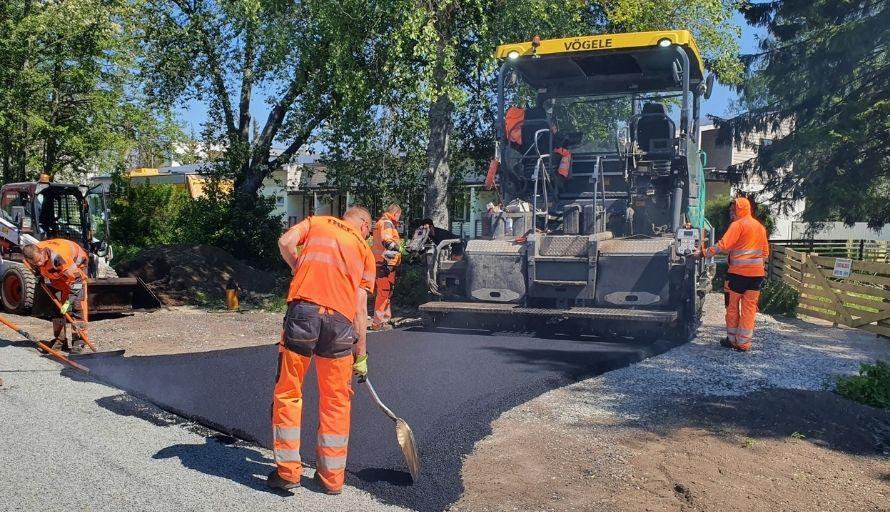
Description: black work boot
xmin=720 ymin=337 xmax=734 ymax=348
xmin=69 ymin=339 xmax=85 ymax=355
xmin=266 ymin=470 xmax=300 ymax=490
xmin=50 ymin=337 xmax=69 ymax=351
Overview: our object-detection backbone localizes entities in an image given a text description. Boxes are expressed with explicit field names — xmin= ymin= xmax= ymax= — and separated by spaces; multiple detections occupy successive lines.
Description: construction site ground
xmin=2 ymin=294 xmax=888 ymax=511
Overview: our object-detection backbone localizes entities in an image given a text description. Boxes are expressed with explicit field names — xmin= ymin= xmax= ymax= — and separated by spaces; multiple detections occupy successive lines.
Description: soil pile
xmin=116 ymin=245 xmax=282 ymax=306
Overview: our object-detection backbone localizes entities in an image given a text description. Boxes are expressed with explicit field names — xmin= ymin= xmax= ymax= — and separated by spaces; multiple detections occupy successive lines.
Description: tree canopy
xmin=0 ymin=0 xmax=176 ymax=182
xmin=717 ymin=0 xmax=889 ymax=229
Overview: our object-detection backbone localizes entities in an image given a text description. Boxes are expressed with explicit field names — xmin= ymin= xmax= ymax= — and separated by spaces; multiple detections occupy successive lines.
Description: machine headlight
xmin=658 ymin=38 xmax=672 ymax=47
xmin=507 ymin=50 xmax=520 ymax=60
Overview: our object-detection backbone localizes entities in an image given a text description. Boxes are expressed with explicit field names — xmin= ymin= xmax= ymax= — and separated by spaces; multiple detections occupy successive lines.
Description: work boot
xmin=719 ymin=337 xmax=734 ymax=349
xmin=69 ymin=340 xmax=85 ymax=355
xmin=731 ymin=341 xmax=752 ymax=352
xmin=368 ymin=323 xmax=392 ymax=332
xmin=312 ymin=471 xmax=342 ymax=495
xmin=266 ymin=470 xmax=300 ymax=490
xmin=49 ymin=337 xmax=69 ymax=351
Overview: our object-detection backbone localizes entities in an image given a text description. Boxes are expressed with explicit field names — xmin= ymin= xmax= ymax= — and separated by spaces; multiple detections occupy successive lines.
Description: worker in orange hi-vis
xmin=22 ymin=239 xmax=89 ymax=354
xmin=702 ymin=197 xmax=769 ymax=352
xmin=370 ymin=204 xmax=402 ymax=331
xmin=267 ymin=207 xmax=376 ymax=494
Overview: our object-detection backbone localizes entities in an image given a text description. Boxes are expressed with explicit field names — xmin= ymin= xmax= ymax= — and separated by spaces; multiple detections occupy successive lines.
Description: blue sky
xmin=176 ymin=13 xmax=763 ymax=137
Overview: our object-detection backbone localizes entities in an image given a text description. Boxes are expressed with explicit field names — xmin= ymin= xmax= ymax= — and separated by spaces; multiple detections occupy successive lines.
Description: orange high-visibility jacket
xmin=372 ymin=213 xmax=401 ymax=265
xmin=35 ymin=239 xmax=88 ymax=289
xmin=505 ymin=106 xmax=572 ymax=177
xmin=285 ymin=216 xmax=376 ymax=320
xmin=706 ymin=197 xmax=769 ymax=277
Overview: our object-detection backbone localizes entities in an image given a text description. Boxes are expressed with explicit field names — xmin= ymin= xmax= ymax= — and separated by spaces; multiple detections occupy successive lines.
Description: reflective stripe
xmin=274 ymin=426 xmax=301 ymax=441
xmin=383 ymin=221 xmax=394 ymax=229
xmin=732 ymin=258 xmax=764 ymax=266
xmin=274 ymin=448 xmax=302 ymax=463
xmin=726 ymin=327 xmax=737 ymax=333
xmin=730 ymin=249 xmax=763 ymax=257
xmin=300 ymin=252 xmax=349 ymax=275
xmin=727 ymin=334 xmax=737 ymax=342
xmin=736 ymin=327 xmax=754 ymax=337
xmin=317 ymin=455 xmax=347 ymax=470
xmin=317 ymin=434 xmax=349 ymax=448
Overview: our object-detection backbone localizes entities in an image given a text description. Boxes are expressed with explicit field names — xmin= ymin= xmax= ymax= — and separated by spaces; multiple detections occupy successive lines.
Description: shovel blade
xmin=395 ymin=418 xmax=421 ymax=482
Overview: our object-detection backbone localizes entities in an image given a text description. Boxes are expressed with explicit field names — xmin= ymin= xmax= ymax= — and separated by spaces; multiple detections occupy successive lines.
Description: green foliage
xmin=392 ymin=264 xmax=431 ymax=312
xmin=0 ymin=0 xmax=179 ymax=182
xmin=716 ymin=1 xmax=890 ymax=228
xmin=758 ymin=279 xmax=799 ymax=317
xmin=108 ymin=171 xmax=190 ymax=250
xmin=705 ymin=194 xmax=776 ymax=240
xmin=836 ymin=361 xmax=890 ymax=410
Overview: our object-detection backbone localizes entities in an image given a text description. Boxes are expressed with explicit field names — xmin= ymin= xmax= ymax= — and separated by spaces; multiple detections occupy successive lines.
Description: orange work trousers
xmin=372 ymin=270 xmax=395 ymax=328
xmin=271 ymin=346 xmax=354 ymax=491
xmin=725 ymin=288 xmax=760 ymax=348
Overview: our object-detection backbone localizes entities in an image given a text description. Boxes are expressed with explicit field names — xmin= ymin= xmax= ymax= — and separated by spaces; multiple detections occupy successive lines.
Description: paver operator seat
xmin=634 ymin=102 xmax=676 ymax=156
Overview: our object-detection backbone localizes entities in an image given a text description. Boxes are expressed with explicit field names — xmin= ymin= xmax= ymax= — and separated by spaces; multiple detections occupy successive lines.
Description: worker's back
xmin=287 ymin=216 xmax=375 ymax=320
xmin=35 ymin=239 xmax=88 ymax=282
xmin=722 ymin=198 xmax=769 ymax=277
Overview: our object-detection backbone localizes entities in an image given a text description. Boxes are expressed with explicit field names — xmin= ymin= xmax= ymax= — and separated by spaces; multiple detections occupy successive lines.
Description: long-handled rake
xmin=0 ymin=314 xmax=89 ymax=373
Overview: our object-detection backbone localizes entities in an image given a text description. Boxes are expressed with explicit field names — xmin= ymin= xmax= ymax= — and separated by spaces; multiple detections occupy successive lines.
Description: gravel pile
xmin=544 ymin=293 xmax=890 ymax=424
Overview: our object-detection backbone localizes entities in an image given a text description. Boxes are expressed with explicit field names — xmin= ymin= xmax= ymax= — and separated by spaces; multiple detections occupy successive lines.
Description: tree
xmin=716 ymin=0 xmax=889 ymax=229
xmin=0 ymin=0 xmax=175 ymax=182
xmin=136 ymin=0 xmax=399 ymax=198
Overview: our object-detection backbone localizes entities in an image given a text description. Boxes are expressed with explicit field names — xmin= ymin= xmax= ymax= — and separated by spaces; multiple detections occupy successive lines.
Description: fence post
xmin=859 ymin=239 xmax=865 ymax=261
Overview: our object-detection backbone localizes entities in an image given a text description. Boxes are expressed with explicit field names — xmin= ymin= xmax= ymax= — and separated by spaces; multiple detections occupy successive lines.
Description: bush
xmin=108 ymin=172 xmax=190 ymax=261
xmin=758 ymin=279 xmax=799 ymax=316
xmin=392 ymin=263 xmax=430 ymax=313
xmin=836 ymin=361 xmax=890 ymax=409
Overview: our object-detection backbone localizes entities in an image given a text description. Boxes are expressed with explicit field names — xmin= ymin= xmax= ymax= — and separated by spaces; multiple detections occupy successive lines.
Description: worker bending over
xmin=269 ymin=207 xmax=376 ymax=494
xmin=703 ymin=197 xmax=769 ymax=351
xmin=370 ymin=204 xmax=402 ymax=331
xmin=22 ymin=240 xmax=89 ymax=354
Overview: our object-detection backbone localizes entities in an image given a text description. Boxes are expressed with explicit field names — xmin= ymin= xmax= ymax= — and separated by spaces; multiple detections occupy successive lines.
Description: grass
xmin=790 ymin=431 xmax=806 ymax=440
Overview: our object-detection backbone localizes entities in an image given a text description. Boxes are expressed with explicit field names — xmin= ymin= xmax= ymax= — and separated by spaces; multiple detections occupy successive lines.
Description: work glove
xmin=353 ymin=353 xmax=368 ymax=378
xmin=59 ymin=300 xmax=71 ymax=315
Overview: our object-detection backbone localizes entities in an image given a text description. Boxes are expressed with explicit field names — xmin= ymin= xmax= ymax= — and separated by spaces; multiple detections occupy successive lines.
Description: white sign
xmin=832 ymin=258 xmax=852 ymax=278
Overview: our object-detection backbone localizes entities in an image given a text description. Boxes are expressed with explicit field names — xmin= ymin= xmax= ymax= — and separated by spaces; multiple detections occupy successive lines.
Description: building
xmin=699 ymin=124 xmax=803 ymax=239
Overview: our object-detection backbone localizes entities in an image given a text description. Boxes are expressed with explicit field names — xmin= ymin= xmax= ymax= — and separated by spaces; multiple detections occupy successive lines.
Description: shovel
xmin=361 ymin=376 xmax=421 ymax=482
xmin=0 ymin=314 xmax=90 ymax=373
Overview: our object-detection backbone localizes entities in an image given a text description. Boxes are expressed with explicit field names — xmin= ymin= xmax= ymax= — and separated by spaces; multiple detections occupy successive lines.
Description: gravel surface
xmin=0 ymin=341 xmax=408 ymax=512
xmin=549 ymin=293 xmax=890 ymax=424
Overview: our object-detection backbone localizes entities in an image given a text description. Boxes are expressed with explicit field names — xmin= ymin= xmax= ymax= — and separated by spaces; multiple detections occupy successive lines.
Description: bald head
xmin=343 ymin=206 xmax=372 ymax=238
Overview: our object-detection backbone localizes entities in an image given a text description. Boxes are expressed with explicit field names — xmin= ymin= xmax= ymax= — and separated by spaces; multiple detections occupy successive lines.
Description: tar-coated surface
xmin=83 ymin=327 xmax=681 ymax=511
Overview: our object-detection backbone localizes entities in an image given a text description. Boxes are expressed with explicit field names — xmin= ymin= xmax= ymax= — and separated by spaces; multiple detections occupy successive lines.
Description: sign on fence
xmin=832 ymin=258 xmax=852 ymax=278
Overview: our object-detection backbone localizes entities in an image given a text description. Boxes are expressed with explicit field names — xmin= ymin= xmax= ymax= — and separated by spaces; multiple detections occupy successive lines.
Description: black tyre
xmin=1 ymin=263 xmax=36 ymax=314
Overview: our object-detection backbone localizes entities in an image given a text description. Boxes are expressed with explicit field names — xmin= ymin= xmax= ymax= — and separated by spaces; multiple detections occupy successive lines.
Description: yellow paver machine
xmin=421 ymin=30 xmax=716 ymax=339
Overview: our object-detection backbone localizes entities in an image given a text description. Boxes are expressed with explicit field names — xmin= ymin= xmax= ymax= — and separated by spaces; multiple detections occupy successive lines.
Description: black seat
xmin=635 ymin=102 xmax=675 ymax=155
xmin=520 ymin=106 xmax=552 ymax=155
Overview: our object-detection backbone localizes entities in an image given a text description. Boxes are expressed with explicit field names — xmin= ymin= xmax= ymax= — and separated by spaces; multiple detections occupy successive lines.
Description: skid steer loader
xmin=420 ymin=30 xmax=716 ymax=339
xmin=0 ymin=175 xmax=160 ymax=317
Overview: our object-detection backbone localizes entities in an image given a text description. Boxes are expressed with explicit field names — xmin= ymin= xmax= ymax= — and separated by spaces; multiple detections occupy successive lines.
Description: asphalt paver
xmin=81 ymin=327 xmax=680 ymax=511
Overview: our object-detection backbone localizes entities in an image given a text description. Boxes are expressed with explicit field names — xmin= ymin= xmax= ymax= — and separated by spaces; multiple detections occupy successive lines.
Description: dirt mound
xmin=116 ymin=245 xmax=281 ymax=306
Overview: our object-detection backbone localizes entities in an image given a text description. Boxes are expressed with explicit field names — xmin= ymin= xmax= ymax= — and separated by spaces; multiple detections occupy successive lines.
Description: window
xmin=759 ymin=138 xmax=773 ymax=147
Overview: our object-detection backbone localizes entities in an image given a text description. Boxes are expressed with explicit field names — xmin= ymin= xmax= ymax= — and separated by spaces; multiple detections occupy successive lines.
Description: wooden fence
xmin=769 ymin=245 xmax=890 ymax=338
xmin=771 ymin=239 xmax=890 ymax=263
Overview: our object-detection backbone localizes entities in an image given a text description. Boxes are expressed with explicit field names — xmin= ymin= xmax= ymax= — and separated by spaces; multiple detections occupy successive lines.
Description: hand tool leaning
xmin=359 ymin=375 xmax=421 ymax=482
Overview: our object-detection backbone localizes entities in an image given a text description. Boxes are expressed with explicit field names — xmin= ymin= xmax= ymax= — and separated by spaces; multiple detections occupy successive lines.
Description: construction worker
xmin=505 ymin=105 xmax=573 ymax=178
xmin=702 ymin=197 xmax=769 ymax=352
xmin=370 ymin=204 xmax=402 ymax=331
xmin=21 ymin=240 xmax=89 ymax=354
xmin=268 ymin=207 xmax=375 ymax=494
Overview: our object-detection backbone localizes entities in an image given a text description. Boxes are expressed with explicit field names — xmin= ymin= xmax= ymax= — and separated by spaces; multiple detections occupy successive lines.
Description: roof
xmin=495 ymin=30 xmax=705 ymax=96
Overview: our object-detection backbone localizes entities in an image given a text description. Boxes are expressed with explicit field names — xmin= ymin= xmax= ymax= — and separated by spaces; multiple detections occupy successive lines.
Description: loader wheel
xmin=1 ymin=263 xmax=36 ymax=314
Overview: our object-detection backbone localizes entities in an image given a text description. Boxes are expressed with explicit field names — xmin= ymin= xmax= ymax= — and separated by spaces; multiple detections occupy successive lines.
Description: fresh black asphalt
xmin=83 ymin=326 xmax=682 ymax=511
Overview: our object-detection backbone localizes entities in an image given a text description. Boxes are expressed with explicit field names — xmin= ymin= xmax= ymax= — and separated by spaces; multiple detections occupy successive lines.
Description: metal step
xmin=420 ymin=301 xmax=678 ymax=322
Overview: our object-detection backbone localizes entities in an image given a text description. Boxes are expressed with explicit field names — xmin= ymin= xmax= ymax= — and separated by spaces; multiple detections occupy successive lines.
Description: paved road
xmin=0 ymin=340 xmax=407 ymax=512
xmin=79 ymin=326 xmax=681 ymax=511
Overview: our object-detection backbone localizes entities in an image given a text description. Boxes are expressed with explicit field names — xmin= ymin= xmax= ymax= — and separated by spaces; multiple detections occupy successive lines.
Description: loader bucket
xmin=32 ymin=277 xmax=161 ymax=318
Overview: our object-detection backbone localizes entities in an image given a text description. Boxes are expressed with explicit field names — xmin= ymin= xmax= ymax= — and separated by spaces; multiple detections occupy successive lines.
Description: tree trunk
xmin=424 ymin=64 xmax=454 ymax=229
